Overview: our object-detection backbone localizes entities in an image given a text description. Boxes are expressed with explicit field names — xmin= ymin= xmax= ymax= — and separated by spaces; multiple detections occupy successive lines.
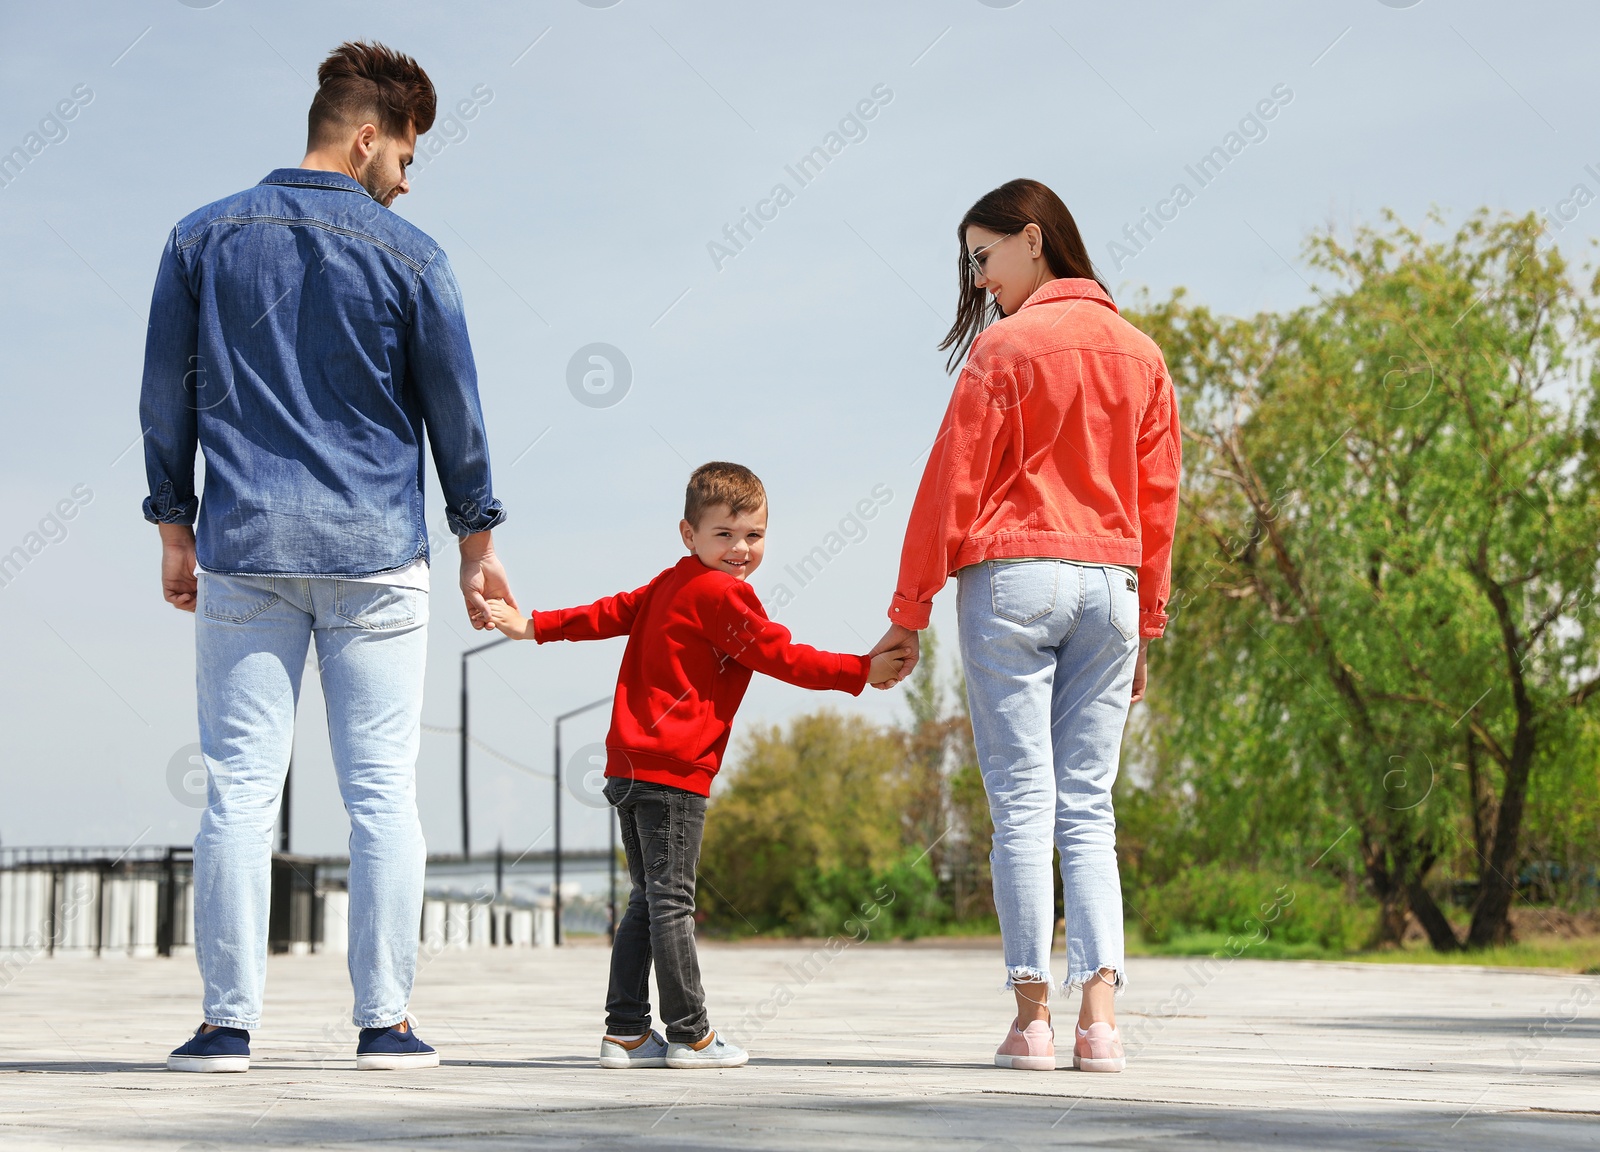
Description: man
xmin=140 ymin=41 xmax=514 ymax=1073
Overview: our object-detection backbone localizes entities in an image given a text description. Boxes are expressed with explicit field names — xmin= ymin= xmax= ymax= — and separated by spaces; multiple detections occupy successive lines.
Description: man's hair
xmin=685 ymin=462 xmax=767 ymax=528
xmin=307 ymin=41 xmax=436 ymax=149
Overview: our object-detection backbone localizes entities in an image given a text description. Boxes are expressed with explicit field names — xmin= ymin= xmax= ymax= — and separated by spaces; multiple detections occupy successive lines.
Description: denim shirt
xmin=138 ymin=168 xmax=505 ymax=577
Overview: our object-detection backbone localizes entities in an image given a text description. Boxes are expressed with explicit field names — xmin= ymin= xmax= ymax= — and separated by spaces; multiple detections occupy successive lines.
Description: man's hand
xmin=1130 ymin=638 xmax=1152 ymax=704
xmin=159 ymin=523 xmax=198 ymax=612
xmin=459 ymin=530 xmax=516 ymax=630
xmin=868 ymin=623 xmax=921 ymax=690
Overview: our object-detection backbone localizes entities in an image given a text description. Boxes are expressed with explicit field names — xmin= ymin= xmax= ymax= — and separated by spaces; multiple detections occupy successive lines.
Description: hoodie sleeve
xmin=713 ymin=580 xmax=871 ymax=694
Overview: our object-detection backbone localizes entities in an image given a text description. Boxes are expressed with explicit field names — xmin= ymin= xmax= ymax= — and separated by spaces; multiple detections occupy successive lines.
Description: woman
xmin=872 ymin=179 xmax=1180 ymax=1072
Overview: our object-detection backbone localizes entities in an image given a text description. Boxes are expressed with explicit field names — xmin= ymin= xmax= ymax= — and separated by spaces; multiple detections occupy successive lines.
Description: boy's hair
xmin=307 ymin=41 xmax=436 ymax=149
xmin=684 ymin=462 xmax=766 ymax=527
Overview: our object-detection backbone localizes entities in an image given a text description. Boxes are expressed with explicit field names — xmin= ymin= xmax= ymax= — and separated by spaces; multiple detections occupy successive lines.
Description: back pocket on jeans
xmin=200 ymin=575 xmax=279 ymax=623
xmin=334 ymin=582 xmax=421 ymax=630
xmin=1107 ymin=568 xmax=1139 ymax=642
xmin=988 ymin=561 xmax=1058 ymax=625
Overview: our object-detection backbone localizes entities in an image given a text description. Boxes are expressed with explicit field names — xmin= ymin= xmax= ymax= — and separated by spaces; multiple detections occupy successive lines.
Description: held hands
xmin=867 ymin=623 xmax=921 ymax=690
xmin=868 ymin=644 xmax=915 ymax=688
xmin=459 ymin=530 xmax=517 ymax=630
xmin=484 ymin=597 xmax=532 ymax=640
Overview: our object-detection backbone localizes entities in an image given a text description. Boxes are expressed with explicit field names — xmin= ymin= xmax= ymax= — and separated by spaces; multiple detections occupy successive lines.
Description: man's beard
xmin=356 ymin=147 xmax=399 ymax=206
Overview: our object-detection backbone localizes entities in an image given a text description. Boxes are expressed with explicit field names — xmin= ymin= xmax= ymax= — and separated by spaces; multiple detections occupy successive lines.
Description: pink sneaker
xmin=1073 ymin=1022 xmax=1125 ymax=1072
xmin=994 ymin=1020 xmax=1055 ymax=1071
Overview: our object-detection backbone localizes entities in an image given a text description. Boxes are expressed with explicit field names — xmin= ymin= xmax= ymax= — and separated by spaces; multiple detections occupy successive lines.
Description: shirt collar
xmin=258 ymin=168 xmax=373 ymax=198
xmin=1017 ymin=277 xmax=1118 ymax=315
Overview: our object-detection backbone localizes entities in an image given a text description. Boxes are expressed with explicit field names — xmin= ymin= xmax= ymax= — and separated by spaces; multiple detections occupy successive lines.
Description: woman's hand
xmin=867 ymin=646 xmax=913 ymax=688
xmin=1130 ymin=638 xmax=1152 ymax=704
xmin=868 ymin=624 xmax=921 ymax=689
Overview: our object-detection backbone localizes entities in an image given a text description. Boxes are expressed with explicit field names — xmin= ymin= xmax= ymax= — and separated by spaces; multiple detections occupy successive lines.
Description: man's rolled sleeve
xmin=138 ymin=229 xmax=201 ymax=526
xmin=408 ymin=249 xmax=506 ymax=538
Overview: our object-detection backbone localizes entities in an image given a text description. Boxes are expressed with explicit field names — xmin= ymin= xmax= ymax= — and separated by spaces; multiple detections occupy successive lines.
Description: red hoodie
xmin=532 ymin=555 xmax=873 ymax=797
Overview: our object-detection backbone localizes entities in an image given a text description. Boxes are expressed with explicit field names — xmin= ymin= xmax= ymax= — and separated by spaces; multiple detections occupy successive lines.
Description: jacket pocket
xmin=988 ymin=560 xmax=1058 ymax=626
xmin=200 ymin=574 xmax=280 ymax=623
xmin=334 ymin=582 xmax=422 ymax=631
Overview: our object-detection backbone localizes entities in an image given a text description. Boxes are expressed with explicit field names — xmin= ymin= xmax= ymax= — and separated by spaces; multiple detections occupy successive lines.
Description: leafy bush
xmin=1135 ymin=864 xmax=1373 ymax=952
xmin=795 ymin=850 xmax=946 ymax=940
xmin=698 ymin=710 xmax=910 ymax=935
xmin=698 ymin=631 xmax=996 ymax=939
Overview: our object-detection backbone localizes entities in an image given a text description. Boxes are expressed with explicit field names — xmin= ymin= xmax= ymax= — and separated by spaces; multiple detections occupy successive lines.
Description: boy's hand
xmin=484 ymin=597 xmax=530 ymax=639
xmin=869 ymin=624 xmax=920 ymax=689
xmin=868 ymin=646 xmax=912 ymax=687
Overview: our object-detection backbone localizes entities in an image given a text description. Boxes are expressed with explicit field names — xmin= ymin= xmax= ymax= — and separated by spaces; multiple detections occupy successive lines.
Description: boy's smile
xmin=680 ymin=502 xmax=767 ymax=580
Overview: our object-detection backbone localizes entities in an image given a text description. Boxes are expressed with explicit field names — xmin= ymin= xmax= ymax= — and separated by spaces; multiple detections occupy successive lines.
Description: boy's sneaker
xmin=665 ymin=1030 xmax=748 ymax=1069
xmin=599 ymin=1030 xmax=668 ymax=1069
xmin=355 ymin=1017 xmax=439 ymax=1070
xmin=1072 ymin=1022 xmax=1126 ymax=1072
xmin=167 ymin=1024 xmax=250 ymax=1073
xmin=994 ymin=1020 xmax=1055 ymax=1071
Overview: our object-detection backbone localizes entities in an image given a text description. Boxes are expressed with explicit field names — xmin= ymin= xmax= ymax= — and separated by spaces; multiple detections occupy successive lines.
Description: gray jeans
xmin=604 ymin=777 xmax=709 ymax=1043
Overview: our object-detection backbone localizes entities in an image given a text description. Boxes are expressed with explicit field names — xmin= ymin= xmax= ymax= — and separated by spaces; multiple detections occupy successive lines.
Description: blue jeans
xmin=193 ymin=573 xmax=428 ymax=1029
xmin=957 ymin=559 xmax=1139 ymax=993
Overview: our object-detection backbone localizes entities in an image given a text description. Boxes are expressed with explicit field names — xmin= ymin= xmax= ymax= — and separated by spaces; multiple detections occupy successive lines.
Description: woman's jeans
xmin=193 ymin=572 xmax=428 ymax=1030
xmin=603 ymin=778 xmax=710 ymax=1044
xmin=957 ymin=559 xmax=1139 ymax=993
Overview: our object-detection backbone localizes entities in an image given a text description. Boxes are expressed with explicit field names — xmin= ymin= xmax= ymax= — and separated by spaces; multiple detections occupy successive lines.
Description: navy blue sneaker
xmin=355 ymin=1016 xmax=439 ymax=1070
xmin=167 ymin=1024 xmax=250 ymax=1073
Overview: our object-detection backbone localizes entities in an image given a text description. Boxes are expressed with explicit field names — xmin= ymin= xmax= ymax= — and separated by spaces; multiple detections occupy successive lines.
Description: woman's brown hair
xmin=937 ymin=178 xmax=1109 ymax=373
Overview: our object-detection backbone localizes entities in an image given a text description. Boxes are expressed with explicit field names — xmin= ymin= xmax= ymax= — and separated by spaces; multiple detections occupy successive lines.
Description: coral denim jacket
xmin=890 ymin=278 xmax=1181 ymax=638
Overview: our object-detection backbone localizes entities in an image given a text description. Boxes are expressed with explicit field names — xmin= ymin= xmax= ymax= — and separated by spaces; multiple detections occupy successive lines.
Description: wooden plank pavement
xmin=1 ymin=941 xmax=1596 ymax=1149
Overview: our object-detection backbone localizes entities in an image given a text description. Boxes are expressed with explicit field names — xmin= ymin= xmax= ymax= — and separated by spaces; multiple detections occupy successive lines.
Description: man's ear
xmin=679 ymin=519 xmax=696 ymax=550
xmin=352 ymin=122 xmax=379 ymax=162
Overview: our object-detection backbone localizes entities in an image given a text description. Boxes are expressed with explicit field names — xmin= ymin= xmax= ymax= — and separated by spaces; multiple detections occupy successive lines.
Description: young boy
xmin=485 ymin=462 xmax=907 ymax=1069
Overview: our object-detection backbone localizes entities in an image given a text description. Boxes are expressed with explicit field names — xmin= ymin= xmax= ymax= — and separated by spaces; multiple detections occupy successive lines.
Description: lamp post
xmin=553 ymin=694 xmax=612 ymax=946
xmin=459 ymin=635 xmax=512 ymax=859
xmin=277 ymin=750 xmax=293 ymax=854
xmin=608 ymin=795 xmax=617 ymax=944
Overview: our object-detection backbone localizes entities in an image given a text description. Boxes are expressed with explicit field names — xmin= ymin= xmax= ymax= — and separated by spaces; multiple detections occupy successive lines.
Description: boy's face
xmin=680 ymin=502 xmax=766 ymax=580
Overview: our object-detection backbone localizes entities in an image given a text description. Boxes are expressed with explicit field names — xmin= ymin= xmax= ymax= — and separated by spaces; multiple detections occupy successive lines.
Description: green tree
xmin=1131 ymin=210 xmax=1600 ymax=949
xmin=698 ymin=630 xmax=996 ymax=935
xmin=902 ymin=629 xmax=994 ymax=923
xmin=698 ymin=710 xmax=909 ymax=934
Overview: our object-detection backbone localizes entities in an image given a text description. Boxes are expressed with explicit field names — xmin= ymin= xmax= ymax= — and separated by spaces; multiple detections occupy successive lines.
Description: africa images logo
xmin=566 ymin=343 xmax=632 ymax=409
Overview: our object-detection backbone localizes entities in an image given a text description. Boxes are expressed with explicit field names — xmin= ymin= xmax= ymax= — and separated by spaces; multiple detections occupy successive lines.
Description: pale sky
xmin=2 ymin=0 xmax=1595 ymax=856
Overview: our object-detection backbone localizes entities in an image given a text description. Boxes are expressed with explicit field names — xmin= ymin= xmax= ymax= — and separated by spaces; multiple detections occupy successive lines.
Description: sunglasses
xmin=966 ymin=232 xmax=1017 ymax=280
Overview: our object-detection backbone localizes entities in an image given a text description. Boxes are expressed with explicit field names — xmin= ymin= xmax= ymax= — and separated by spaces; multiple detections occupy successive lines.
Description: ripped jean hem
xmin=1065 ymin=967 xmax=1126 ymax=995
xmin=1003 ymin=965 xmax=1053 ymax=990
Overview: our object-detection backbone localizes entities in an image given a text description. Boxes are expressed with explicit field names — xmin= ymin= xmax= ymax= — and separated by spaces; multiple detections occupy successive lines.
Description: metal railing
xmin=0 ymin=845 xmax=194 ymax=959
xmin=0 ymin=847 xmax=611 ymax=964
